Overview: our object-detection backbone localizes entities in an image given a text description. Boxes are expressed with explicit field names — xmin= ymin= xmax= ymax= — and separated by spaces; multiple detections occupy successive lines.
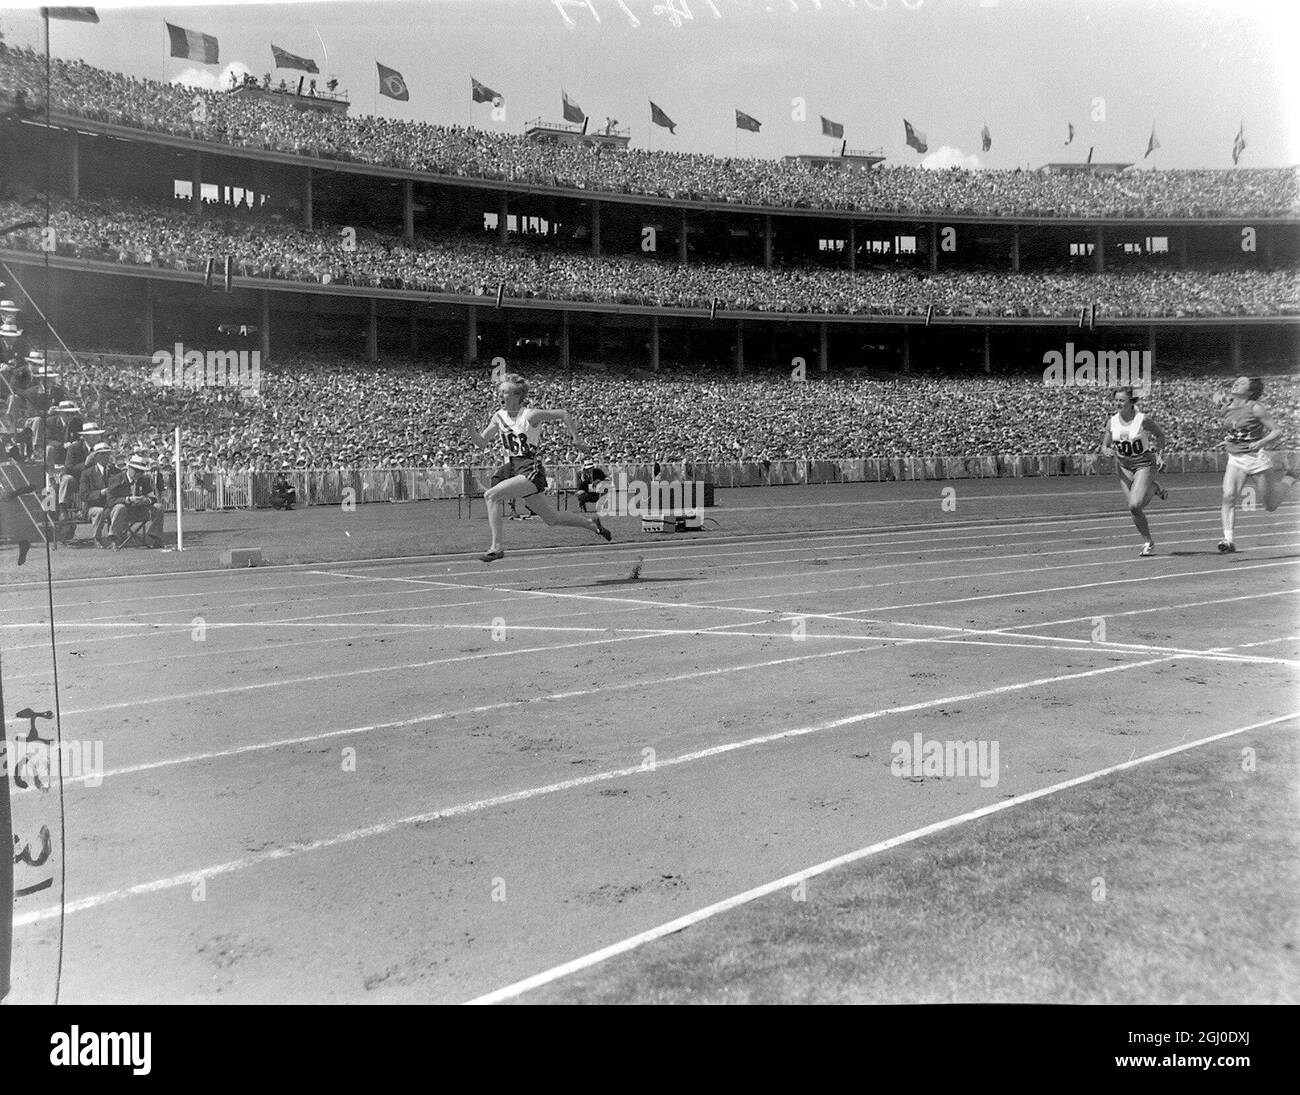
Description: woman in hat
xmin=461 ymin=373 xmax=611 ymax=563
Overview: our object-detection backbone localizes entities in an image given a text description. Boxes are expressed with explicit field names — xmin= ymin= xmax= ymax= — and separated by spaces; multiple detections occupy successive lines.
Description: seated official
xmin=77 ymin=443 xmax=116 ymax=547
xmin=56 ymin=421 xmax=105 ymax=536
xmin=576 ymin=460 xmax=608 ymax=513
xmin=270 ymin=465 xmax=297 ymax=510
xmin=107 ymin=454 xmax=164 ymax=549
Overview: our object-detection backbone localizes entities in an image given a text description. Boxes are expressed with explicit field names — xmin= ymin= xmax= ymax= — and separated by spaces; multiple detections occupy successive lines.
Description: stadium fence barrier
xmin=144 ymin=451 xmax=1296 ymax=512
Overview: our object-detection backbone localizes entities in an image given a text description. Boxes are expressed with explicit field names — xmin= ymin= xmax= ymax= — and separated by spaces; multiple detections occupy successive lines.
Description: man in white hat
xmin=270 ymin=462 xmax=297 ymax=510
xmin=106 ymin=454 xmax=164 ymax=549
xmin=78 ymin=442 xmax=117 ymax=547
xmin=57 ymin=421 xmax=104 ymax=524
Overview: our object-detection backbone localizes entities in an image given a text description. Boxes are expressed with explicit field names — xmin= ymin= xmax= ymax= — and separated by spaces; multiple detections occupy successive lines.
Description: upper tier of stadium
xmin=2 ymin=46 xmax=1298 ymax=221
xmin=4 ymin=198 xmax=1297 ymax=318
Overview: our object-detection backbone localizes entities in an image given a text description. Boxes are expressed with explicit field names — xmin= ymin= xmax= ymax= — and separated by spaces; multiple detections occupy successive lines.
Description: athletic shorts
xmin=1227 ymin=450 xmax=1275 ymax=477
xmin=490 ymin=459 xmax=548 ymax=495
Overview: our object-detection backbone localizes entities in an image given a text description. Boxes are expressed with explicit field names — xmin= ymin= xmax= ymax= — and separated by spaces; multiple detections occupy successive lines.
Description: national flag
xmin=1065 ymin=122 xmax=1075 ymax=145
xmin=377 ymin=63 xmax=409 ymax=102
xmin=735 ymin=109 xmax=761 ymax=133
xmin=166 ymin=22 xmax=219 ymax=65
xmin=981 ymin=123 xmax=991 ymax=152
xmin=41 ymin=7 xmax=98 ymax=21
xmin=272 ymin=45 xmax=319 ymax=73
xmin=1145 ymin=125 xmax=1160 ymax=158
xmin=1232 ymin=121 xmax=1246 ymax=165
xmin=472 ymin=77 xmax=503 ymax=107
xmin=903 ymin=119 xmax=927 ymax=154
xmin=650 ymin=101 xmax=676 ymax=133
xmin=820 ymin=116 xmax=843 ymax=139
xmin=562 ymin=89 xmax=586 ymax=124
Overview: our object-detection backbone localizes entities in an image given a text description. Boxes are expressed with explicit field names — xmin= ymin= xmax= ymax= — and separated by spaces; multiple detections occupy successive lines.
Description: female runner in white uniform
xmin=1215 ymin=376 xmax=1297 ymax=553
xmin=1099 ymin=386 xmax=1168 ymax=557
xmin=461 ymin=373 xmax=611 ymax=562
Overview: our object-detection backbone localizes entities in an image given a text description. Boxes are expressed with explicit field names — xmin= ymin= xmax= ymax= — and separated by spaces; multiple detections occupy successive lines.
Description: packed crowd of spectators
xmin=4 ymin=198 xmax=1297 ymax=318
xmin=2 ymin=47 xmax=1298 ymax=218
xmin=47 ymin=350 xmax=1300 ymax=470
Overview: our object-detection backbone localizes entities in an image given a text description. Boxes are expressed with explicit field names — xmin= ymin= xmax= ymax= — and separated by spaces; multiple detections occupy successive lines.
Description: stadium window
xmin=174 ymin=179 xmax=192 ymax=200
xmin=818 ymin=239 xmax=845 ymax=252
xmin=895 ymin=235 xmax=918 ymax=254
xmin=1146 ymin=236 xmax=1169 ymax=253
xmin=484 ymin=212 xmax=498 ymax=231
xmin=1069 ymin=242 xmax=1095 ymax=256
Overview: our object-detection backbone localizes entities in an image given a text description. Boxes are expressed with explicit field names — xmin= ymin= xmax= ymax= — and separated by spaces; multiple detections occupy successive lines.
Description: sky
xmin=0 ymin=0 xmax=1295 ymax=169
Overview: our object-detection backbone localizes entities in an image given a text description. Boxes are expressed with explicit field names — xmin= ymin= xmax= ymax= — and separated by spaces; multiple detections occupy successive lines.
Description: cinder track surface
xmin=2 ymin=476 xmax=1296 ymax=1003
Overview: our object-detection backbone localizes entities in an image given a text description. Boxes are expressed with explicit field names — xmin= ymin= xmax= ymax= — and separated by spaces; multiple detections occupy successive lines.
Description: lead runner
xmin=1099 ymin=386 xmax=1169 ymax=557
xmin=461 ymin=373 xmax=612 ymax=563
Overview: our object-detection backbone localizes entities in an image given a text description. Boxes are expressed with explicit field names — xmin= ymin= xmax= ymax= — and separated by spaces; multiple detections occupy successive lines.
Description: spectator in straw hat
xmin=78 ymin=441 xmax=116 ymax=546
xmin=575 ymin=458 xmax=607 ymax=513
xmin=58 ymin=419 xmax=103 ymax=512
xmin=107 ymin=453 xmax=164 ymax=549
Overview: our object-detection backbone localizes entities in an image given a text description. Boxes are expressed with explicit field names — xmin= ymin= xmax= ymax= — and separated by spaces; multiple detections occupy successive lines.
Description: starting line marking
xmin=464 ymin=710 xmax=1300 ymax=1005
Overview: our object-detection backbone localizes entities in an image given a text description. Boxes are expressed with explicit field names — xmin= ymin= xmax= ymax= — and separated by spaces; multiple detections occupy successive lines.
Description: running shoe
xmin=1217 ymin=540 xmax=1236 ymax=554
xmin=1153 ymin=483 xmax=1168 ymax=501
xmin=479 ymin=549 xmax=505 ymax=563
xmin=1140 ymin=542 xmax=1155 ymax=557
xmin=593 ymin=516 xmax=612 ymax=542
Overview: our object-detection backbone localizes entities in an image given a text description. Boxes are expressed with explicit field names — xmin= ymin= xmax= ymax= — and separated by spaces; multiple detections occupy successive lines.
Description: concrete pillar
xmin=818 ymin=322 xmax=829 ymax=374
xmin=142 ymin=280 xmax=155 ymax=353
xmin=734 ymin=320 xmax=744 ymax=376
xmin=303 ymin=168 xmax=313 ymax=230
xmin=1011 ymin=225 xmax=1020 ymax=273
xmin=67 ymin=131 xmax=79 ymax=201
xmin=366 ymin=298 xmax=378 ymax=363
xmin=192 ymin=151 xmax=203 ymax=218
xmin=902 ymin=327 xmax=911 ymax=373
xmin=1093 ymin=226 xmax=1105 ymax=273
xmin=560 ymin=310 xmax=570 ymax=370
xmin=1179 ymin=228 xmax=1189 ymax=269
xmin=498 ymin=192 xmax=509 ymax=244
xmin=260 ymin=290 xmax=270 ymax=360
xmin=763 ymin=214 xmax=773 ymax=268
xmin=1230 ymin=326 xmax=1241 ymax=371
xmin=465 ymin=304 xmax=478 ymax=363
xmin=409 ymin=305 xmax=419 ymax=354
xmin=982 ymin=327 xmax=991 ymax=373
xmin=1148 ymin=325 xmax=1156 ymax=359
xmin=590 ymin=201 xmax=601 ymax=257
xmin=929 ymin=223 xmax=938 ymax=272
xmin=679 ymin=210 xmax=688 ymax=263
xmin=1263 ymin=229 xmax=1274 ymax=269
xmin=650 ymin=314 xmax=660 ymax=372
xmin=848 ymin=223 xmax=856 ymax=272
xmin=403 ymin=179 xmax=414 ymax=244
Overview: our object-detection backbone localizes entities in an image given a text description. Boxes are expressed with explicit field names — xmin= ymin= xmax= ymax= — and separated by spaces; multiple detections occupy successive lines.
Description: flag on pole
xmin=272 ymin=44 xmax=319 ymax=73
xmin=1145 ymin=125 xmax=1160 ymax=158
xmin=820 ymin=116 xmax=843 ymax=139
xmin=735 ymin=109 xmax=761 ymax=133
xmin=1232 ymin=121 xmax=1246 ymax=165
xmin=1065 ymin=122 xmax=1075 ymax=145
xmin=650 ymin=101 xmax=676 ymax=133
xmin=903 ymin=119 xmax=927 ymax=154
xmin=562 ymin=90 xmax=586 ymax=124
xmin=166 ymin=22 xmax=219 ymax=64
xmin=472 ymin=77 xmax=503 ymax=106
xmin=40 ymin=7 xmax=98 ymax=21
xmin=981 ymin=123 xmax=991 ymax=152
xmin=377 ymin=63 xmax=409 ymax=101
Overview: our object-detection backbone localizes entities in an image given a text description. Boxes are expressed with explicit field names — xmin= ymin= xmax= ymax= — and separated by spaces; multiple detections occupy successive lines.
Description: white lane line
xmin=16 ymin=654 xmax=1186 ymax=927
xmin=464 ymin=710 xmax=1300 ymax=1005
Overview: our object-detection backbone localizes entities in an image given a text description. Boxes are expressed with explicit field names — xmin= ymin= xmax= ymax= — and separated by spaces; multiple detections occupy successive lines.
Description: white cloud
xmin=921 ymin=145 xmax=983 ymax=171
xmin=171 ymin=62 xmax=252 ymax=92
